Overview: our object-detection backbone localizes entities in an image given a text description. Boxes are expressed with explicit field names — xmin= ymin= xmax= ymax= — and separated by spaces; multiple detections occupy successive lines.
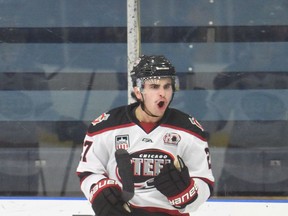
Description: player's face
xmin=139 ymin=77 xmax=173 ymax=118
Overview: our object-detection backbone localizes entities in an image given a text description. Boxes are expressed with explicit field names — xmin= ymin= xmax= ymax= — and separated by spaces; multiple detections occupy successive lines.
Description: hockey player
xmin=76 ymin=55 xmax=214 ymax=216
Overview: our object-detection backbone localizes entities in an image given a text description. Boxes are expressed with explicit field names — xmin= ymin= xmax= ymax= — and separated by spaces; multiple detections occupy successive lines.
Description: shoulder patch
xmin=91 ymin=113 xmax=110 ymax=126
xmin=189 ymin=117 xmax=204 ymax=131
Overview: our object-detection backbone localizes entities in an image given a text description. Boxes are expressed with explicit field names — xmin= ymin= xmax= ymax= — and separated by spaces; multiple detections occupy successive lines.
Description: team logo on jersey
xmin=129 ymin=149 xmax=174 ymax=190
xmin=189 ymin=117 xmax=204 ymax=131
xmin=163 ymin=132 xmax=181 ymax=145
xmin=91 ymin=113 xmax=110 ymax=126
xmin=115 ymin=135 xmax=130 ymax=150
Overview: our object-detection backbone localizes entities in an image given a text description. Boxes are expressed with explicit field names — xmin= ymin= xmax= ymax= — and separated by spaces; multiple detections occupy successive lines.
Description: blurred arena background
xmin=0 ymin=0 xmax=288 ymax=215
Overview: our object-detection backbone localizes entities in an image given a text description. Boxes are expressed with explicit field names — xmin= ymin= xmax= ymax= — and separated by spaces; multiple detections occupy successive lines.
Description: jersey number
xmin=81 ymin=141 xmax=92 ymax=162
xmin=205 ymin=147 xmax=212 ymax=169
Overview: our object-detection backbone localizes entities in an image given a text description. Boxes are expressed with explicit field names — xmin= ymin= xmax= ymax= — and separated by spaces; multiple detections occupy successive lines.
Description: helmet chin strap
xmin=138 ymin=91 xmax=160 ymax=118
xmin=140 ymin=101 xmax=160 ymax=118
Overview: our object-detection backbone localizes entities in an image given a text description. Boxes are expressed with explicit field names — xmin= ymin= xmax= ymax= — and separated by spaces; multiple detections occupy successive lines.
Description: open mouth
xmin=158 ymin=101 xmax=165 ymax=108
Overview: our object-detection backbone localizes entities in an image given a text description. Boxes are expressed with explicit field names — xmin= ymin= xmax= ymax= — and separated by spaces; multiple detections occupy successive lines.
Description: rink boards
xmin=1 ymin=197 xmax=288 ymax=216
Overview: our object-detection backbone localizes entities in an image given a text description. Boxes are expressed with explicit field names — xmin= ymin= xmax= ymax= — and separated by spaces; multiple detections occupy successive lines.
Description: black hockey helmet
xmin=130 ymin=55 xmax=179 ymax=91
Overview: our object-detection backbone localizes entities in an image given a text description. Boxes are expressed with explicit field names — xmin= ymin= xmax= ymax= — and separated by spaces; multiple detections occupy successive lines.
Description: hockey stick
xmin=115 ymin=149 xmax=134 ymax=202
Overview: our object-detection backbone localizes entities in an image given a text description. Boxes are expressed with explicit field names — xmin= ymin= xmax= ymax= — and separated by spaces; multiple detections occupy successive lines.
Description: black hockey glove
xmin=90 ymin=178 xmax=131 ymax=216
xmin=154 ymin=155 xmax=198 ymax=209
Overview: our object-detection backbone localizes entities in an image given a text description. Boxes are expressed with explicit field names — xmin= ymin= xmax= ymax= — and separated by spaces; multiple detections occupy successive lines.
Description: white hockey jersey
xmin=76 ymin=102 xmax=214 ymax=215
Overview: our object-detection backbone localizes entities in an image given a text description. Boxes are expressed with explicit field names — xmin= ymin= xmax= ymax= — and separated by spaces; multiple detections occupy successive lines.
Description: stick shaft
xmin=115 ymin=149 xmax=135 ymax=202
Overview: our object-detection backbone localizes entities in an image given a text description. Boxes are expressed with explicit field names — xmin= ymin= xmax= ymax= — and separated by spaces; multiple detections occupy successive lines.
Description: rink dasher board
xmin=0 ymin=197 xmax=288 ymax=216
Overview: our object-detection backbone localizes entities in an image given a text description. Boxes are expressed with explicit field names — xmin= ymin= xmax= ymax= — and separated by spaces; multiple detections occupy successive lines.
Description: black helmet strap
xmin=139 ymin=93 xmax=160 ymax=118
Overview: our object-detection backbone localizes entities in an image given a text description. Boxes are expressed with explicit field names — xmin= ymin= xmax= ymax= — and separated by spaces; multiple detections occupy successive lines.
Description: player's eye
xmin=150 ymin=84 xmax=160 ymax=89
xmin=164 ymin=83 xmax=172 ymax=89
